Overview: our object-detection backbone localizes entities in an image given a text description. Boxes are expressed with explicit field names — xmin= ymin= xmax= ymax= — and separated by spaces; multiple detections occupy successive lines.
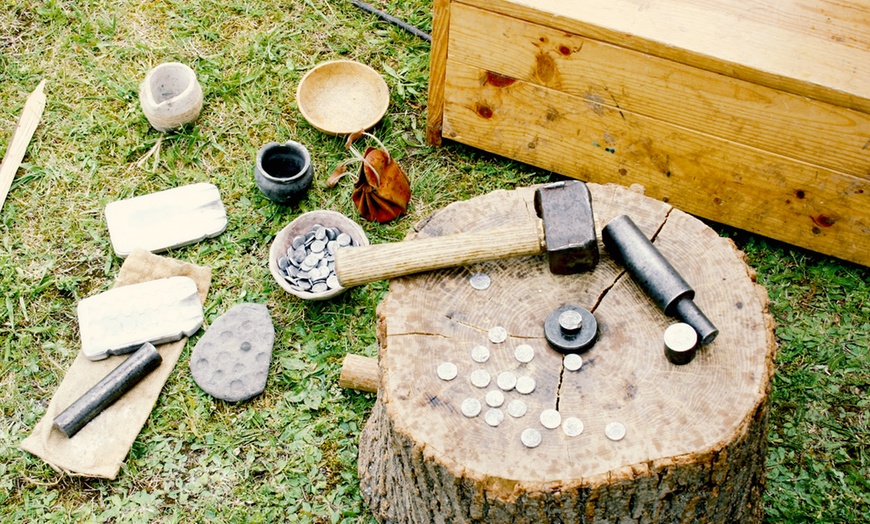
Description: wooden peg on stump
xmin=357 ymin=183 xmax=775 ymax=523
xmin=340 ymin=354 xmax=379 ymax=393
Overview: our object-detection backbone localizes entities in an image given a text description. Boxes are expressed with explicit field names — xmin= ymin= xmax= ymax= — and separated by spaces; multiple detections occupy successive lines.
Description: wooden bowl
xmin=269 ymin=210 xmax=369 ymax=300
xmin=296 ymin=60 xmax=390 ymax=135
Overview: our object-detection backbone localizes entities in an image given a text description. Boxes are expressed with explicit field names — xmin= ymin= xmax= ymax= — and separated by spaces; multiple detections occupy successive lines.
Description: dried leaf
xmin=326 ymin=163 xmax=350 ymax=188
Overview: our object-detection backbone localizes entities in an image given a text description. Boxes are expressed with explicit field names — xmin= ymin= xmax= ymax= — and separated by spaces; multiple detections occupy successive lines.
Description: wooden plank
xmin=441 ymin=60 xmax=870 ymax=266
xmin=448 ymin=3 xmax=870 ymax=178
xmin=0 ymin=80 xmax=46 ymax=212
xmin=456 ymin=0 xmax=870 ymax=113
xmin=425 ymin=0 xmax=451 ymax=145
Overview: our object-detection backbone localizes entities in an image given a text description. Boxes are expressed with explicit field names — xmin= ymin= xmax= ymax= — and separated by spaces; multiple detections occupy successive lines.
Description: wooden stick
xmin=339 ymin=354 xmax=379 ymax=393
xmin=0 ymin=79 xmax=47 ymax=212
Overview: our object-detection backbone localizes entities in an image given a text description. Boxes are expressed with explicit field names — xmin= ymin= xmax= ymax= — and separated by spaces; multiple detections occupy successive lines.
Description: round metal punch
xmin=543 ymin=305 xmax=598 ymax=353
xmin=664 ymin=322 xmax=699 ymax=365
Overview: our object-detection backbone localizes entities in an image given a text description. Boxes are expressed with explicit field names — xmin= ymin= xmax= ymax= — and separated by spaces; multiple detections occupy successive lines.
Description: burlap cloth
xmin=20 ymin=249 xmax=212 ymax=479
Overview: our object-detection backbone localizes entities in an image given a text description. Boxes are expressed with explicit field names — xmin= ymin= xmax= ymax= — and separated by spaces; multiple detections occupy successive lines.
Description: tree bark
xmin=359 ymin=183 xmax=775 ymax=523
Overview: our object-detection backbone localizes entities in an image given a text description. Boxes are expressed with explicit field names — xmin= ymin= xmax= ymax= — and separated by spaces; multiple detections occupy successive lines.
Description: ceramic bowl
xmin=296 ymin=60 xmax=390 ymax=135
xmin=269 ymin=210 xmax=369 ymax=300
xmin=254 ymin=141 xmax=314 ymax=205
xmin=139 ymin=62 xmax=203 ymax=132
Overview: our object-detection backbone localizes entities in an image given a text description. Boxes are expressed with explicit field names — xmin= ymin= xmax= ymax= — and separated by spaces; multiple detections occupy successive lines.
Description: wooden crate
xmin=427 ymin=0 xmax=870 ymax=266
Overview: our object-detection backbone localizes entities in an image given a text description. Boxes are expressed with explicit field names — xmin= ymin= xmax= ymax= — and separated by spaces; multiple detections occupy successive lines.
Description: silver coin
xmin=559 ymin=309 xmax=584 ymax=333
xmin=326 ymin=275 xmax=340 ymax=289
xmin=507 ymin=399 xmax=527 ymax=418
xmin=562 ymin=417 xmax=584 ymax=437
xmin=488 ymin=326 xmax=508 ymax=344
xmin=337 ymin=233 xmax=352 ymax=246
xmin=437 ymin=362 xmax=458 ymax=381
xmin=461 ymin=398 xmax=482 ymax=418
xmin=302 ymin=253 xmax=320 ymax=269
xmin=314 ymin=226 xmax=327 ymax=240
xmin=291 ymin=247 xmax=307 ymax=264
xmin=514 ymin=344 xmax=535 ymax=363
xmin=311 ymin=282 xmax=328 ymax=293
xmin=469 ymin=272 xmax=491 ymax=291
xmin=470 ymin=369 xmax=491 ymax=388
xmin=485 ymin=389 xmax=505 ymax=408
xmin=484 ymin=408 xmax=505 ymax=427
xmin=521 ymin=428 xmax=542 ymax=448
xmin=515 ymin=375 xmax=536 ymax=395
xmin=326 ymin=240 xmax=340 ymax=255
xmin=496 ymin=371 xmax=517 ymax=391
xmin=470 ymin=345 xmax=490 ymax=363
xmin=310 ymin=239 xmax=326 ymax=253
xmin=563 ymin=353 xmax=583 ymax=371
xmin=605 ymin=422 xmax=626 ymax=441
xmin=540 ymin=409 xmax=562 ymax=429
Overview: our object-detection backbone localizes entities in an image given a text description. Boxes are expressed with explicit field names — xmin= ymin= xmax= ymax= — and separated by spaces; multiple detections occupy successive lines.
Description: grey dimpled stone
xmin=190 ymin=303 xmax=275 ymax=402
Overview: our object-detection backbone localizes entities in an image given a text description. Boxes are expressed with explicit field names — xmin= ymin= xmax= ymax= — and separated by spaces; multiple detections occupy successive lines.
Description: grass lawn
xmin=1 ymin=1 xmax=867 ymax=522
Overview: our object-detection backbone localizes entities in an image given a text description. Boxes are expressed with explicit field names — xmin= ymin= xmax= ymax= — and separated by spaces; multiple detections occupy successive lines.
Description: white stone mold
xmin=77 ymin=276 xmax=204 ymax=360
xmin=105 ymin=182 xmax=227 ymax=257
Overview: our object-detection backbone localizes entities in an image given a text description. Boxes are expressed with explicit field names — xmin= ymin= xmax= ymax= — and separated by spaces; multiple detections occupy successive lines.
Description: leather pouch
xmin=327 ymin=133 xmax=411 ymax=223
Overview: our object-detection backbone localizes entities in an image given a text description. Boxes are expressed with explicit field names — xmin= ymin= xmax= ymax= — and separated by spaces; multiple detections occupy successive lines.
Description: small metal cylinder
xmin=664 ymin=323 xmax=699 ymax=365
xmin=544 ymin=305 xmax=598 ymax=353
xmin=53 ymin=342 xmax=162 ymax=438
xmin=602 ymin=215 xmax=718 ymax=345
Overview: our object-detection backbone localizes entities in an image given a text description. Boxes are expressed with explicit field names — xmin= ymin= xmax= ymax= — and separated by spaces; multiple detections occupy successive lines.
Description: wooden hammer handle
xmin=335 ymin=220 xmax=545 ymax=288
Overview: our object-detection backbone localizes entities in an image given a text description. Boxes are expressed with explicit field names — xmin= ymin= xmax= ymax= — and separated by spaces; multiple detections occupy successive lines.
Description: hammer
xmin=333 ymin=180 xmax=598 ymax=287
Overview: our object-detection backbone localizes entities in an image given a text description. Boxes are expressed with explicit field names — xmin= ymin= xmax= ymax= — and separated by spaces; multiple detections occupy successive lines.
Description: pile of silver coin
xmin=276 ymin=223 xmax=356 ymax=293
xmin=437 ymin=322 xmax=627 ymax=449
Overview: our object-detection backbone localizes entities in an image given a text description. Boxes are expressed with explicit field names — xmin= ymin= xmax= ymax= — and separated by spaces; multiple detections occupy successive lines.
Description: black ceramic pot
xmin=254 ymin=141 xmax=314 ymax=205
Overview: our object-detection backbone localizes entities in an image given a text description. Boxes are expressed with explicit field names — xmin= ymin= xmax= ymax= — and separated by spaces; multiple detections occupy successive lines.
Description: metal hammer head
xmin=534 ymin=180 xmax=599 ymax=274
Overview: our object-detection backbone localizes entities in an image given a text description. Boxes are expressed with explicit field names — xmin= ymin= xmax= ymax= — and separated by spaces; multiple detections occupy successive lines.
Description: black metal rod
xmin=53 ymin=342 xmax=163 ymax=438
xmin=602 ymin=215 xmax=718 ymax=345
xmin=348 ymin=0 xmax=432 ymax=42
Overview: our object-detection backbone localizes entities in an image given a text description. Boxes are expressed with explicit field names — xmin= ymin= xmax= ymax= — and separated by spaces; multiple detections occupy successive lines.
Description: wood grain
xmin=358 ymin=183 xmax=774 ymax=522
xmin=440 ymin=61 xmax=870 ymax=266
xmin=447 ymin=3 xmax=870 ymax=178
xmin=425 ymin=0 xmax=451 ymax=145
xmin=454 ymin=0 xmax=870 ymax=113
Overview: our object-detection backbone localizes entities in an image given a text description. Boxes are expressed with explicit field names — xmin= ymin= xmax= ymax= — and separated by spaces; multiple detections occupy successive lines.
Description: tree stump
xmin=358 ymin=183 xmax=775 ymax=523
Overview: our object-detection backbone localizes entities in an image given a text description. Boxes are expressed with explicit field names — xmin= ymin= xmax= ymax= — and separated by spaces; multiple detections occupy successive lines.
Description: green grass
xmin=1 ymin=1 xmax=868 ymax=522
